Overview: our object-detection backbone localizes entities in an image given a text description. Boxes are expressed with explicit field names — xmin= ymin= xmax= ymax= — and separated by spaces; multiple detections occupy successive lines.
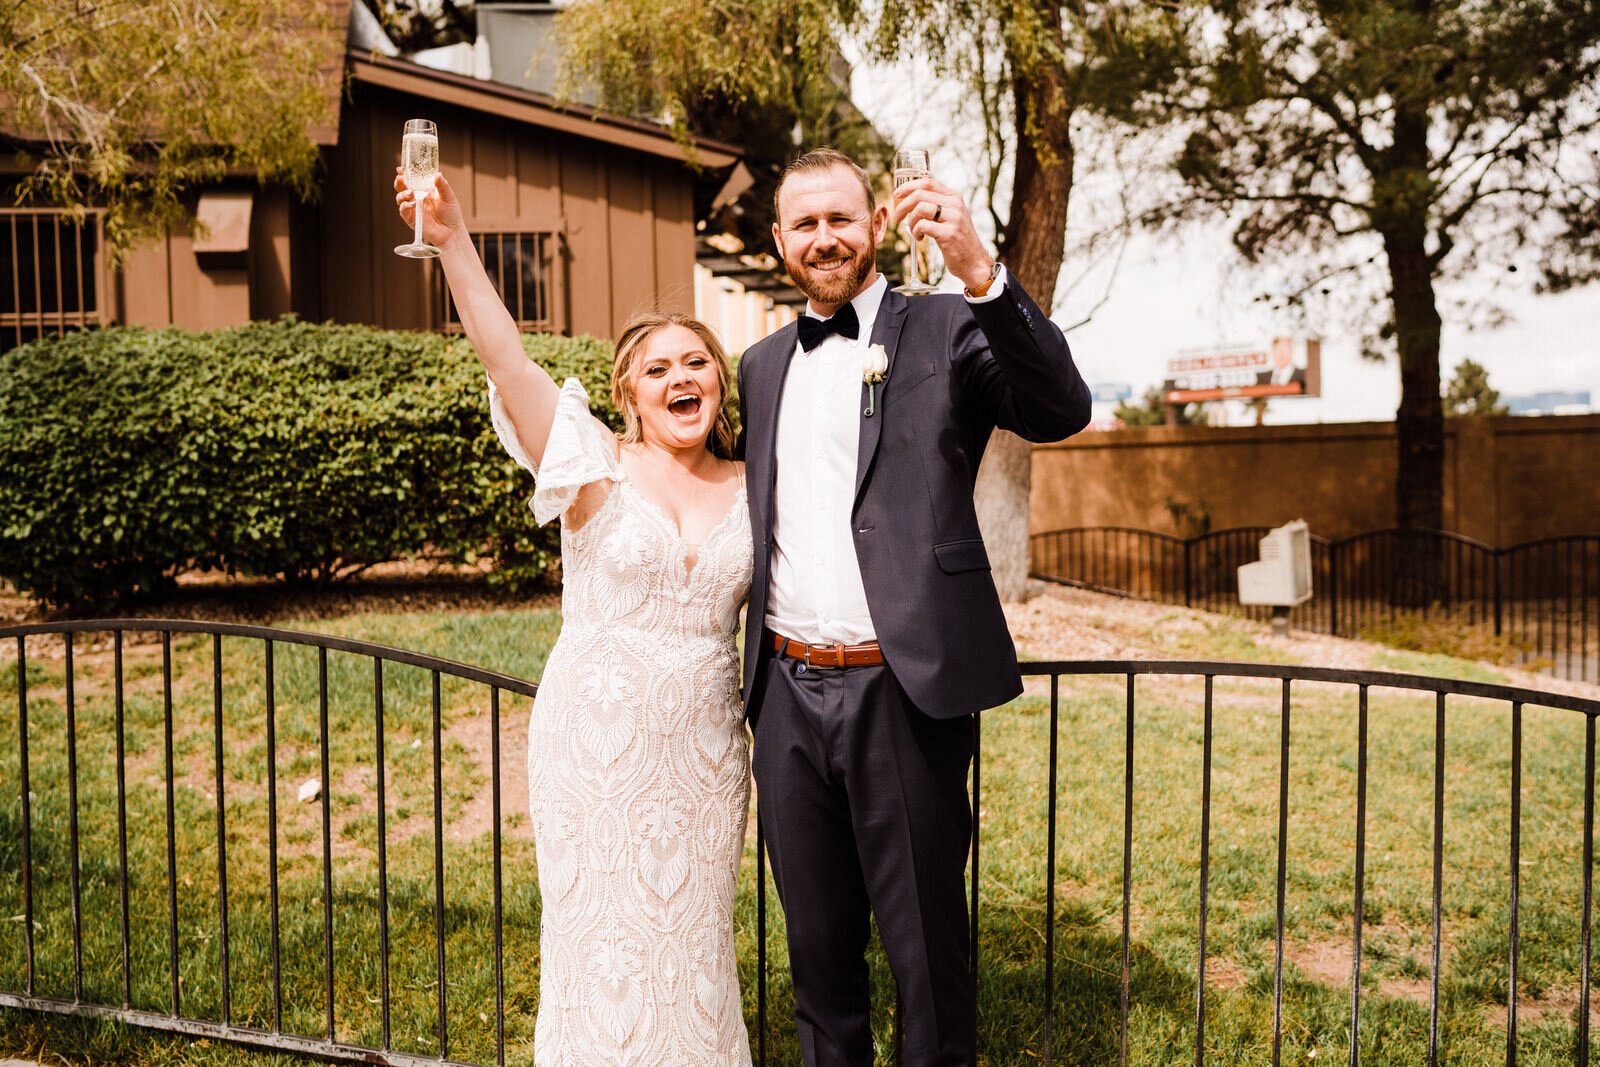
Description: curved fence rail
xmin=0 ymin=619 xmax=537 ymax=1067
xmin=1032 ymin=528 xmax=1600 ymax=683
xmin=4 ymin=621 xmax=1600 ymax=1064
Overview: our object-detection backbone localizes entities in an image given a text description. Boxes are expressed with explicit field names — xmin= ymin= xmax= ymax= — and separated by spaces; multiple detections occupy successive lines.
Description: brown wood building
xmin=2 ymin=41 xmax=739 ymax=351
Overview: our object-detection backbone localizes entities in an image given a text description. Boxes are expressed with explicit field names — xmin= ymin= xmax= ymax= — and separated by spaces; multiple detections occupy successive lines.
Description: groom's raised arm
xmin=960 ymin=276 xmax=1092 ymax=443
xmin=892 ymin=174 xmax=1091 ymax=443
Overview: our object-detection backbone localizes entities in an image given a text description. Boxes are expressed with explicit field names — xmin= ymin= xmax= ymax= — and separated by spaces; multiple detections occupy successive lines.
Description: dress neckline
xmin=619 ymin=477 xmax=747 ymax=581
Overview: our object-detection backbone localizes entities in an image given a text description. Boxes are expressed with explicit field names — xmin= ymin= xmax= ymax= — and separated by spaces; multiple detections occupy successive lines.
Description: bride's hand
xmin=394 ymin=169 xmax=465 ymax=250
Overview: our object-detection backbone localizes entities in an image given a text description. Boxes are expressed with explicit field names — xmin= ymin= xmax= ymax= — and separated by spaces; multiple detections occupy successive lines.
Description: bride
xmin=396 ymin=172 xmax=753 ymax=1065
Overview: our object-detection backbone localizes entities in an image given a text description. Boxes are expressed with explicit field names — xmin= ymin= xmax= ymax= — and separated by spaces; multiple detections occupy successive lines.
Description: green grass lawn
xmin=2 ymin=609 xmax=1597 ymax=1065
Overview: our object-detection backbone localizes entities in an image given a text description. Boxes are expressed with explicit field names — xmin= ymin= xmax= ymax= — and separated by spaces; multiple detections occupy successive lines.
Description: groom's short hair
xmin=773 ymin=148 xmax=875 ymax=222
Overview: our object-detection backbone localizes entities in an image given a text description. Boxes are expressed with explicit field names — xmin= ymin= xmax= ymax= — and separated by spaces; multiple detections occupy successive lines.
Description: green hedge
xmin=0 ymin=318 xmax=633 ymax=609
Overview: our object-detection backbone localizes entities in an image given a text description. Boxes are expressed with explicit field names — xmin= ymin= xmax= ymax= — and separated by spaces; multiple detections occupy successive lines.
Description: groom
xmin=738 ymin=147 xmax=1091 ymax=1065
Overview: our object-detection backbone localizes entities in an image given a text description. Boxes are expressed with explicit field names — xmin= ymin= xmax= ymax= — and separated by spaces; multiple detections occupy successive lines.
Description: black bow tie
xmin=796 ymin=303 xmax=860 ymax=351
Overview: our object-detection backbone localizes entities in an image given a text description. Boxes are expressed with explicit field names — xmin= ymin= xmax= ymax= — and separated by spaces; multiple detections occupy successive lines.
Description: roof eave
xmin=346 ymin=50 xmax=740 ymax=169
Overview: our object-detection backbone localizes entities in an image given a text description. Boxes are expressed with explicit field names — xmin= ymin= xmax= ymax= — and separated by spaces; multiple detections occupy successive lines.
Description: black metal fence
xmin=4 ymin=620 xmax=1600 ymax=1064
xmin=1031 ymin=527 xmax=1600 ymax=682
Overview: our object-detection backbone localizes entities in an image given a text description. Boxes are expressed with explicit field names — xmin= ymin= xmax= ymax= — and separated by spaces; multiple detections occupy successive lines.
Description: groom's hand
xmin=891 ymin=177 xmax=996 ymax=293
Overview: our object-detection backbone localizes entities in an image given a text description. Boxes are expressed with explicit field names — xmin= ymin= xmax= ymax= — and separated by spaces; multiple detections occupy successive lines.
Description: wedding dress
xmin=490 ymin=377 xmax=754 ymax=1066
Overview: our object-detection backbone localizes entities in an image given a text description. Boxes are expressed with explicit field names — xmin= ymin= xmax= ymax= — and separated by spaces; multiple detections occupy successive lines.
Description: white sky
xmin=847 ymin=57 xmax=1600 ymax=424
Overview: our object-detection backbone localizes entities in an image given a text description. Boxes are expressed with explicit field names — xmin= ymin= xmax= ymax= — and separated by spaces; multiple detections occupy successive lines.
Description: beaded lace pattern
xmin=490 ymin=377 xmax=754 ymax=1065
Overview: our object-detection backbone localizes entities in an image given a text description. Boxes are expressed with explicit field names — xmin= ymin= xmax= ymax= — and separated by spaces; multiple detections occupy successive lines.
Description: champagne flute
xmin=395 ymin=118 xmax=441 ymax=258
xmin=892 ymin=148 xmax=939 ymax=295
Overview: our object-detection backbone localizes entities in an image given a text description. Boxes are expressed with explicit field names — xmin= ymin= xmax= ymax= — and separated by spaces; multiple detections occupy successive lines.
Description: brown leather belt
xmin=769 ymin=631 xmax=884 ymax=669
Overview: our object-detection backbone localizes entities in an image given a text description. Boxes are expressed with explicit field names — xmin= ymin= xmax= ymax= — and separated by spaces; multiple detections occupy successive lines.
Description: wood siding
xmin=317 ymin=81 xmax=699 ymax=340
xmin=93 ymin=75 xmax=705 ymax=342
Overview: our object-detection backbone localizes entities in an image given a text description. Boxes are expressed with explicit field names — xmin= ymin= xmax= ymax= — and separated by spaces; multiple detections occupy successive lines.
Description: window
xmin=437 ymin=231 xmax=558 ymax=333
xmin=0 ymin=209 xmax=105 ymax=353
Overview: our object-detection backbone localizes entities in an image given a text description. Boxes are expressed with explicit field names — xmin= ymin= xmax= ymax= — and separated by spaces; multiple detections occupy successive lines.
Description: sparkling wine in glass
xmin=892 ymin=148 xmax=938 ymax=295
xmin=395 ymin=118 xmax=441 ymax=258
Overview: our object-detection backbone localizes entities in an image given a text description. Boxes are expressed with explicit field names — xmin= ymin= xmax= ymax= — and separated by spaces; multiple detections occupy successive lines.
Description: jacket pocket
xmin=933 ymin=538 xmax=991 ymax=573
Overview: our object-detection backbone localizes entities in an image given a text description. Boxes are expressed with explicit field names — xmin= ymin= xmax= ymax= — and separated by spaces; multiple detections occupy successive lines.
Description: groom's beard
xmin=785 ymin=241 xmax=876 ymax=308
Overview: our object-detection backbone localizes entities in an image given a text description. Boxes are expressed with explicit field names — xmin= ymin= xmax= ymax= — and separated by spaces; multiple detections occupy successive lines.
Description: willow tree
xmin=2 ymin=0 xmax=338 ymax=260
xmin=557 ymin=0 xmax=1167 ymax=599
xmin=1158 ymin=0 xmax=1600 ymax=532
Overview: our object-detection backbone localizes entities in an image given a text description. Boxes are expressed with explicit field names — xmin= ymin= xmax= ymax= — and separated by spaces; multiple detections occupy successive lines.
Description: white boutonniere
xmin=862 ymin=343 xmax=889 ymax=417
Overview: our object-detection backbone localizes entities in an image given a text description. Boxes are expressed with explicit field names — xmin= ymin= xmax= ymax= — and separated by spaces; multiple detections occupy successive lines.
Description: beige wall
xmin=1031 ymin=414 xmax=1600 ymax=545
xmin=694 ymin=265 xmax=798 ymax=355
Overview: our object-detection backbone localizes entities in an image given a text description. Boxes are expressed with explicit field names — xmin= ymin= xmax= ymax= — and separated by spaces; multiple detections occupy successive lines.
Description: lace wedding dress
xmin=490 ymin=377 xmax=754 ymax=1066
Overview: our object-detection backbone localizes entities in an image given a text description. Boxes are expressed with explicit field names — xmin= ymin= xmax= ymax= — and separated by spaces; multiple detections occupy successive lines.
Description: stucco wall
xmin=1031 ymin=414 xmax=1600 ymax=545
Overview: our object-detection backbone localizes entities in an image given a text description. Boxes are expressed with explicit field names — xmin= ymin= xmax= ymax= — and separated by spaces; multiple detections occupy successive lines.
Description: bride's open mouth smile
xmin=668 ymin=393 xmax=702 ymax=419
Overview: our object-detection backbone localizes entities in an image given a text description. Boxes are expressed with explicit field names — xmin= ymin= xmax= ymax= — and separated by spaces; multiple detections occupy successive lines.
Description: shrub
xmin=0 ymin=318 xmax=644 ymax=609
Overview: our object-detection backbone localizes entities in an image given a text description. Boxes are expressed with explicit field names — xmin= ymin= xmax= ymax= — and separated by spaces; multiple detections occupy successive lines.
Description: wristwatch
xmin=964 ymin=261 xmax=1002 ymax=298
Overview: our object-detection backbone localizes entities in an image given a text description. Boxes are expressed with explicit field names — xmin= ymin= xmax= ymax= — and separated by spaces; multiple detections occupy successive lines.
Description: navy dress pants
xmin=751 ymin=651 xmax=976 ymax=1067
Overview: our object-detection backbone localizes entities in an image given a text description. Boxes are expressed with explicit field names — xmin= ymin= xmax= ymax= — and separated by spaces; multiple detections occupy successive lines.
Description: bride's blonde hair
xmin=610 ymin=313 xmax=736 ymax=459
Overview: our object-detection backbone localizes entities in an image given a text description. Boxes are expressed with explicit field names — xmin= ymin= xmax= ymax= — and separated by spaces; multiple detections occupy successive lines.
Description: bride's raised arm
xmin=393 ymin=171 xmax=559 ymax=467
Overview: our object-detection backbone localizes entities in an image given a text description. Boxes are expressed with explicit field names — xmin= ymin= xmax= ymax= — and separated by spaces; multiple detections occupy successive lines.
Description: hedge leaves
xmin=0 ymin=318 xmax=624 ymax=609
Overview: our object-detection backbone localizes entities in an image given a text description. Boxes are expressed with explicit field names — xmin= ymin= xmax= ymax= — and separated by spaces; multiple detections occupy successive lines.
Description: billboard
xmin=1162 ymin=338 xmax=1321 ymax=403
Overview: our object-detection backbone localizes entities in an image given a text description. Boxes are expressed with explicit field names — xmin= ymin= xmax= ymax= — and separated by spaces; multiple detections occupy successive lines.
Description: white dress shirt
xmin=764 ymin=269 xmax=1008 ymax=646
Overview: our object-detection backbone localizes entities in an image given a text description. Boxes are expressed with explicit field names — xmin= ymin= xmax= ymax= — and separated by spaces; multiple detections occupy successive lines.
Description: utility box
xmin=1238 ymin=520 xmax=1312 ymax=633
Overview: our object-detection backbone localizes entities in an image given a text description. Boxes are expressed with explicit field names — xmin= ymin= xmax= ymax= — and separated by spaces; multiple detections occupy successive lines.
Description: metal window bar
xmin=7 ymin=623 xmax=1600 ymax=1065
xmin=0 ymin=210 xmax=102 ymax=350
xmin=438 ymin=232 xmax=554 ymax=334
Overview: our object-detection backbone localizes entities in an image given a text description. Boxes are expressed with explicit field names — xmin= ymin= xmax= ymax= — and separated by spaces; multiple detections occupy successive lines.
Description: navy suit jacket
xmin=738 ymin=277 xmax=1091 ymax=722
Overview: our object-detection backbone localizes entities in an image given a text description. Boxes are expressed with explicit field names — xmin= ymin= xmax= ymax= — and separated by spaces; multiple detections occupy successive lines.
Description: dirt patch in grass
xmin=1484 ymin=987 xmax=1600 ymax=1031
xmin=1007 ymin=581 xmax=1600 ymax=704
xmin=446 ymin=699 xmax=535 ymax=846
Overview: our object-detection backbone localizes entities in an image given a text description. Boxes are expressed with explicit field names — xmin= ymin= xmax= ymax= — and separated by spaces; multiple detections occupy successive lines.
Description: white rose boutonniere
xmin=862 ymin=343 xmax=889 ymax=417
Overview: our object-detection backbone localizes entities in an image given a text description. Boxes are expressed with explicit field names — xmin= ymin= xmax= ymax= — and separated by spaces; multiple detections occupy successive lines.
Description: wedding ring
xmin=933 ymin=205 xmax=943 ymax=223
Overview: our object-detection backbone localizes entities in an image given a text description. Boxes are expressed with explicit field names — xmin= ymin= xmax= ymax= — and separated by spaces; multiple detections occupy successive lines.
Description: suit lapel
xmin=750 ymin=324 xmax=799 ymax=535
xmin=855 ymin=289 xmax=908 ymax=502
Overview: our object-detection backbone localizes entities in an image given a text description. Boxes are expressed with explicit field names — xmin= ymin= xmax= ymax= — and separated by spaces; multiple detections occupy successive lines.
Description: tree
xmin=1151 ymin=0 xmax=1600 ymax=532
xmin=360 ymin=0 xmax=474 ymax=54
xmin=1114 ymin=387 xmax=1209 ymax=427
xmin=2 ymin=1 xmax=339 ymax=260
xmin=555 ymin=0 xmax=1166 ymax=599
xmin=555 ymin=0 xmax=889 ymax=255
xmin=1443 ymin=358 xmax=1509 ymax=417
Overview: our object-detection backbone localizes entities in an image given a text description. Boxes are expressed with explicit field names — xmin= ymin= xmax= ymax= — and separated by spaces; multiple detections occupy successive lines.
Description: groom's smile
xmin=772 ymin=163 xmax=889 ymax=317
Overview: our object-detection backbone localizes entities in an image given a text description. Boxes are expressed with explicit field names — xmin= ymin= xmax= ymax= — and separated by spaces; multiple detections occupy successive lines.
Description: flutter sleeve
xmin=487 ymin=375 xmax=620 ymax=526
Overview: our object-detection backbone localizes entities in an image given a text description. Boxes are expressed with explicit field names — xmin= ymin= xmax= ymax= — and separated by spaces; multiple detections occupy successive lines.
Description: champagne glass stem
xmin=414 ymin=206 xmax=424 ymax=248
